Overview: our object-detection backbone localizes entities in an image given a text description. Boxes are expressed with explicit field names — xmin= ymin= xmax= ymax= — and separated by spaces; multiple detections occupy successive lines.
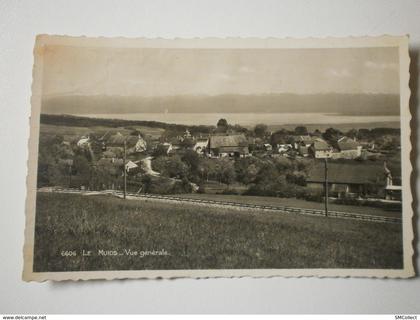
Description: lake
xmin=78 ymin=113 xmax=400 ymax=129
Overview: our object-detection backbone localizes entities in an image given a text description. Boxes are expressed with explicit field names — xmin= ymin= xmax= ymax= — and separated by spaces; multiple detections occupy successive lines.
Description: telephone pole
xmin=324 ymin=158 xmax=328 ymax=217
xmin=123 ymin=140 xmax=127 ymax=200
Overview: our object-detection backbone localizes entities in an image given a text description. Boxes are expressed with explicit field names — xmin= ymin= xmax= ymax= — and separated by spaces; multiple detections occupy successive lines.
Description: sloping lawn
xmin=33 ymin=192 xmax=403 ymax=272
xmin=174 ymin=193 xmax=401 ymax=218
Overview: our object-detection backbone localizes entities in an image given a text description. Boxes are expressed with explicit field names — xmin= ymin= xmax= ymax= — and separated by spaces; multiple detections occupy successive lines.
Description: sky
xmin=41 ymin=45 xmax=400 ymax=97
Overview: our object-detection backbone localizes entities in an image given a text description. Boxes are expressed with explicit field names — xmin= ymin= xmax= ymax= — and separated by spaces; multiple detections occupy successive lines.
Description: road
xmin=139 ymin=156 xmax=160 ymax=176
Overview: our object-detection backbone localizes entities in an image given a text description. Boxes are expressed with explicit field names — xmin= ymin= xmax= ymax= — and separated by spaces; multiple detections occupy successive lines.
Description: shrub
xmin=219 ymin=188 xmax=240 ymax=195
xmin=172 ymin=178 xmax=193 ymax=194
xmin=301 ymin=189 xmax=324 ymax=202
xmin=197 ymin=184 xmax=206 ymax=194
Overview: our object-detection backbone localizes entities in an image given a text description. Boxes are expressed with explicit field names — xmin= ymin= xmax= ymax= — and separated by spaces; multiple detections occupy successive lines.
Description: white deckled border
xmin=23 ymin=35 xmax=414 ymax=281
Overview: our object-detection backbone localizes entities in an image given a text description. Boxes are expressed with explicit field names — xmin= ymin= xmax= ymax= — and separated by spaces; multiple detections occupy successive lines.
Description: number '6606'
xmin=61 ymin=250 xmax=77 ymax=256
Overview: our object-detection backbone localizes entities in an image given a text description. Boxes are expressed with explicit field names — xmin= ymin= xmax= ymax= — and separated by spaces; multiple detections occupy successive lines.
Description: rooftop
xmin=209 ymin=134 xmax=248 ymax=149
xmin=337 ymin=136 xmax=360 ymax=151
xmin=307 ymin=162 xmax=387 ymax=185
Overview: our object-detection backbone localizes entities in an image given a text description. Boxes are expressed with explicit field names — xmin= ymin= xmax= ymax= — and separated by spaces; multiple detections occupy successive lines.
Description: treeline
xmin=40 ymin=114 xmax=216 ymax=135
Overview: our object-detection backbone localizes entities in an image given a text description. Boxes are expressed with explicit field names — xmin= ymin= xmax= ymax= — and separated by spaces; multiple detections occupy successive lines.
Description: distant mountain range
xmin=42 ymin=93 xmax=400 ymax=116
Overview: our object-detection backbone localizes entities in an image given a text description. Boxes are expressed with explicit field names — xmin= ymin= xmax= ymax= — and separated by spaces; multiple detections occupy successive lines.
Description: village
xmin=37 ymin=115 xmax=402 ymax=211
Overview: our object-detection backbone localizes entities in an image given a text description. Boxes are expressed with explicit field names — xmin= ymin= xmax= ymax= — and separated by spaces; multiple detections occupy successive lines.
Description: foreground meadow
xmin=33 ymin=192 xmax=403 ymax=272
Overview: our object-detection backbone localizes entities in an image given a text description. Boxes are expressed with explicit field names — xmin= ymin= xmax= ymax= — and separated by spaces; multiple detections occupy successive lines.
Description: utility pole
xmin=324 ymin=158 xmax=328 ymax=217
xmin=68 ymin=162 xmax=72 ymax=188
xmin=123 ymin=140 xmax=127 ymax=200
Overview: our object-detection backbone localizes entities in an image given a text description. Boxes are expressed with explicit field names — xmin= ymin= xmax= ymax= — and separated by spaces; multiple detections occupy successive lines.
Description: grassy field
xmin=174 ymin=193 xmax=401 ymax=218
xmin=33 ymin=192 xmax=403 ymax=272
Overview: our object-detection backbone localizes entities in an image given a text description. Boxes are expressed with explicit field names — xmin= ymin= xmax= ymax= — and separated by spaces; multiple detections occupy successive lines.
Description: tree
xmin=182 ymin=150 xmax=200 ymax=171
xmin=312 ymin=129 xmax=322 ymax=137
xmin=323 ymin=127 xmax=343 ymax=145
xmin=376 ymin=135 xmax=400 ymax=150
xmin=216 ymin=118 xmax=228 ymax=133
xmin=180 ymin=137 xmax=195 ymax=149
xmin=153 ymin=155 xmax=188 ymax=179
xmin=357 ymin=128 xmax=372 ymax=141
xmin=217 ymin=118 xmax=228 ymax=128
xmin=294 ymin=126 xmax=308 ymax=135
xmin=72 ymin=155 xmax=92 ymax=188
xmin=274 ymin=157 xmax=293 ymax=172
xmin=130 ymin=129 xmax=143 ymax=136
xmin=254 ymin=123 xmax=268 ymax=138
xmin=346 ymin=129 xmax=358 ymax=140
xmin=219 ymin=159 xmax=236 ymax=185
xmin=198 ymin=158 xmax=217 ymax=181
xmin=153 ymin=144 xmax=169 ymax=157
xmin=270 ymin=129 xmax=288 ymax=145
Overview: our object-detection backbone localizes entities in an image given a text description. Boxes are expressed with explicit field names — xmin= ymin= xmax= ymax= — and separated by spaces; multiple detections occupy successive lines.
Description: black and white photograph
xmin=23 ymin=35 xmax=413 ymax=281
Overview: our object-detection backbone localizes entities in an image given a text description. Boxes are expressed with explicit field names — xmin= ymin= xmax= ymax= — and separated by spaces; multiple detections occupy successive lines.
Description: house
xmin=263 ymin=143 xmax=273 ymax=151
xmin=294 ymin=135 xmax=315 ymax=149
xmin=193 ymin=139 xmax=209 ymax=154
xmin=306 ymin=162 xmax=387 ymax=198
xmin=310 ymin=138 xmax=332 ymax=159
xmin=335 ymin=136 xmax=362 ymax=159
xmin=155 ymin=142 xmax=173 ymax=155
xmin=208 ymin=134 xmax=249 ymax=158
xmin=77 ymin=136 xmax=90 ymax=147
xmin=106 ymin=132 xmax=147 ymax=153
xmin=125 ymin=160 xmax=138 ymax=173
xmin=166 ymin=137 xmax=182 ymax=151
xmin=298 ymin=145 xmax=310 ymax=157
xmin=132 ymin=135 xmax=147 ymax=153
xmin=277 ymin=144 xmax=293 ymax=153
xmin=184 ymin=129 xmax=192 ymax=139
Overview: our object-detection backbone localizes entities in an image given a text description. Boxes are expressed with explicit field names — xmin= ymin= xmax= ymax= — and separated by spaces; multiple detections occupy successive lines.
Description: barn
xmin=306 ymin=162 xmax=387 ymax=198
xmin=207 ymin=134 xmax=249 ymax=158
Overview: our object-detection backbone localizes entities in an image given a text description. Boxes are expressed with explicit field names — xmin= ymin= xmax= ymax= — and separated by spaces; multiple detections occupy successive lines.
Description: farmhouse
xmin=306 ymin=162 xmax=387 ymax=198
xmin=334 ymin=136 xmax=362 ymax=159
xmin=193 ymin=138 xmax=209 ymax=154
xmin=125 ymin=160 xmax=138 ymax=173
xmin=106 ymin=132 xmax=147 ymax=153
xmin=295 ymin=135 xmax=317 ymax=157
xmin=310 ymin=138 xmax=332 ymax=159
xmin=294 ymin=135 xmax=315 ymax=149
xmin=208 ymin=134 xmax=249 ymax=158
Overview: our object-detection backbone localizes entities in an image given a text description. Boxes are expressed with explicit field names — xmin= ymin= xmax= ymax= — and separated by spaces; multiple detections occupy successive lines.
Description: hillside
xmin=33 ymin=192 xmax=403 ymax=272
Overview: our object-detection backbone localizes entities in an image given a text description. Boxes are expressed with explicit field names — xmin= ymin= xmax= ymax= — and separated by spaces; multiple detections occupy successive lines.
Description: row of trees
xmin=151 ymin=150 xmax=312 ymax=196
xmin=37 ymin=135 xmax=127 ymax=190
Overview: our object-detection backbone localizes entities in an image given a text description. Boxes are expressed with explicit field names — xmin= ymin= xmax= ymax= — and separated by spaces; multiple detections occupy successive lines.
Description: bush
xmin=301 ymin=189 xmax=324 ymax=202
xmin=218 ymin=188 xmax=240 ymax=195
xmin=172 ymin=178 xmax=193 ymax=194
xmin=197 ymin=184 xmax=206 ymax=194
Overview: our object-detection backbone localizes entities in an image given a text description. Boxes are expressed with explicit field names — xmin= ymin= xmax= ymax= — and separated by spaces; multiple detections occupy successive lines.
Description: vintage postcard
xmin=23 ymin=35 xmax=414 ymax=281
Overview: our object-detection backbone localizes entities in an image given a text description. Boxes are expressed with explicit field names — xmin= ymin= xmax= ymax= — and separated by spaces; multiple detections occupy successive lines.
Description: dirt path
xmin=140 ymin=156 xmax=160 ymax=176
